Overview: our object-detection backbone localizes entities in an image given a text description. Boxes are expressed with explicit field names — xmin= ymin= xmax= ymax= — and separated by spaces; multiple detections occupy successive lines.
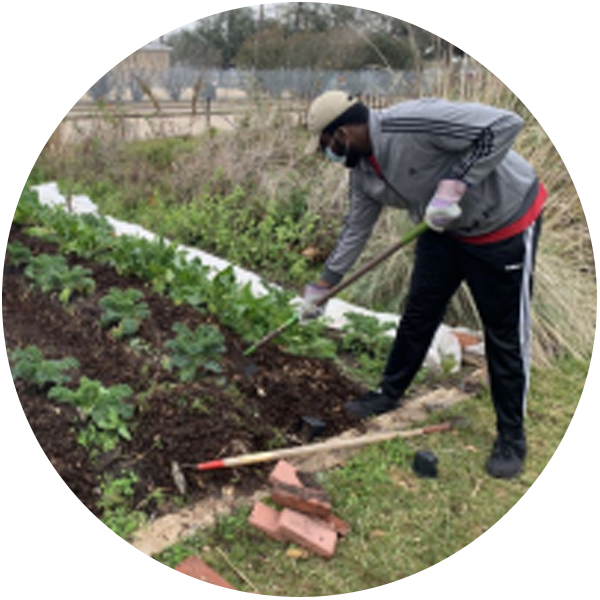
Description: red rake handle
xmin=0 ymin=504 xmax=35 ymax=598
xmin=194 ymin=421 xmax=451 ymax=472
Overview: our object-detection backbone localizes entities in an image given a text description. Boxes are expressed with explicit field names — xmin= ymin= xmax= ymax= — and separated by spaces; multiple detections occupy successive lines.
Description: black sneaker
xmin=343 ymin=390 xmax=400 ymax=419
xmin=485 ymin=436 xmax=527 ymax=479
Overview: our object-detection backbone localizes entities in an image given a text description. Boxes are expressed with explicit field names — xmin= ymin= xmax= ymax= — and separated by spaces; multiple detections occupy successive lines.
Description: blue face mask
xmin=325 ymin=146 xmax=346 ymax=164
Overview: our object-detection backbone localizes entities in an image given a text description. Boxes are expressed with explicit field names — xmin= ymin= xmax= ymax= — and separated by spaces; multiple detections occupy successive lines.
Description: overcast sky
xmin=7 ymin=0 xmax=274 ymax=41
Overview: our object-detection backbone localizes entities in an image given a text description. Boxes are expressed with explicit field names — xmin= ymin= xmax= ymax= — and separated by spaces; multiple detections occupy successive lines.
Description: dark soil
xmin=3 ymin=225 xmax=367 ymax=521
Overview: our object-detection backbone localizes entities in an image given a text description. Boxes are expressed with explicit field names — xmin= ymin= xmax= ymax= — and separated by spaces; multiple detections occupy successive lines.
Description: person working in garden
xmin=300 ymin=91 xmax=546 ymax=479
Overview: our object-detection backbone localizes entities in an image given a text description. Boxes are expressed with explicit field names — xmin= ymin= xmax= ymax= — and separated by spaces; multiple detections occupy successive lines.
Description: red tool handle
xmin=0 ymin=504 xmax=35 ymax=598
xmin=422 ymin=422 xmax=452 ymax=435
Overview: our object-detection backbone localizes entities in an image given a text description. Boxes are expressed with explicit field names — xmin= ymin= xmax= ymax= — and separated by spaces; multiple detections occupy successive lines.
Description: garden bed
xmin=3 ymin=223 xmax=366 ymax=525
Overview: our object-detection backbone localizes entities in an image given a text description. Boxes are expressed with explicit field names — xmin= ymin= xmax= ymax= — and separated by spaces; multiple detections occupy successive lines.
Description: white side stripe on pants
xmin=519 ymin=224 xmax=536 ymax=416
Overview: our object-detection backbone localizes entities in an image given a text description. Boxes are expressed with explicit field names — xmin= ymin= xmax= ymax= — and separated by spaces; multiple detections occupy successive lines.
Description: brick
xmin=268 ymin=460 xmax=303 ymax=488
xmin=452 ymin=330 xmax=481 ymax=349
xmin=173 ymin=556 xmax=238 ymax=599
xmin=322 ymin=513 xmax=351 ymax=537
xmin=277 ymin=508 xmax=337 ymax=559
xmin=248 ymin=502 xmax=286 ymax=542
xmin=271 ymin=482 xmax=332 ymax=518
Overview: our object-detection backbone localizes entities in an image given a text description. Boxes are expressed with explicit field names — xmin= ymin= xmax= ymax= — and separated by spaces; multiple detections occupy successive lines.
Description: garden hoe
xmin=0 ymin=504 xmax=35 ymax=598
xmin=181 ymin=421 xmax=452 ymax=474
xmin=243 ymin=221 xmax=428 ymax=359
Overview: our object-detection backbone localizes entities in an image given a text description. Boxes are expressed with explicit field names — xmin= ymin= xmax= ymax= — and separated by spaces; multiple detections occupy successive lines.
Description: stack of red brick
xmin=173 ymin=461 xmax=349 ymax=599
xmin=248 ymin=460 xmax=350 ymax=559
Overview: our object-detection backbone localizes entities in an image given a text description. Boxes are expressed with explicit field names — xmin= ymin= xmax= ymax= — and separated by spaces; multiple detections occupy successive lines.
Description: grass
xmin=153 ymin=355 xmax=586 ymax=595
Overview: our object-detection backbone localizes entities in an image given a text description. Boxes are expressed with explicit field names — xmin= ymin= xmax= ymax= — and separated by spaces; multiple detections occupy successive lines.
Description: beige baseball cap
xmin=305 ymin=91 xmax=360 ymax=154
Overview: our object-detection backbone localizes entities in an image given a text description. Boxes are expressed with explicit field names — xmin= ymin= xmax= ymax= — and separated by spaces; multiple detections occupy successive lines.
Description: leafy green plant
xmin=52 ymin=212 xmax=115 ymax=261
xmin=18 ymin=191 xmax=115 ymax=261
xmin=205 ymin=270 xmax=284 ymax=337
xmin=167 ymin=256 xmax=213 ymax=308
xmin=49 ymin=377 xmax=134 ymax=455
xmin=5 ymin=242 xmax=32 ymax=267
xmin=108 ymin=235 xmax=181 ymax=293
xmin=337 ymin=312 xmax=395 ymax=382
xmin=113 ymin=184 xmax=319 ymax=288
xmin=9 ymin=346 xmax=79 ymax=390
xmin=164 ymin=322 xmax=226 ymax=382
xmin=59 ymin=266 xmax=96 ymax=303
xmin=98 ymin=470 xmax=139 ymax=509
xmin=24 ymin=253 xmax=95 ymax=303
xmin=13 ymin=186 xmax=45 ymax=226
xmin=340 ymin=312 xmax=395 ymax=358
xmin=24 ymin=253 xmax=65 ymax=292
xmin=97 ymin=471 xmax=147 ymax=539
xmin=99 ymin=287 xmax=150 ymax=338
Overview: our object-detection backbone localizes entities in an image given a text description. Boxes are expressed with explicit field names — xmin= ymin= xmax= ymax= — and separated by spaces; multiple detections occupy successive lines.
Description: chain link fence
xmin=86 ymin=67 xmax=437 ymax=104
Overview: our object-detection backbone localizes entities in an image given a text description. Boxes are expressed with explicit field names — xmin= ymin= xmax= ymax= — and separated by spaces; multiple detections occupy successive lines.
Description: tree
xmin=235 ymin=23 xmax=414 ymax=71
xmin=235 ymin=24 xmax=289 ymax=70
xmin=162 ymin=66 xmax=198 ymax=101
xmin=89 ymin=72 xmax=114 ymax=101
xmin=168 ymin=28 xmax=222 ymax=69
xmin=193 ymin=8 xmax=257 ymax=68
xmin=171 ymin=4 xmax=459 ymax=71
xmin=275 ymin=3 xmax=349 ymax=33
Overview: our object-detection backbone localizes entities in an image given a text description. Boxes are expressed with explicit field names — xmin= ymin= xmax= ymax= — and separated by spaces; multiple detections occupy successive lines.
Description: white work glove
xmin=425 ymin=179 xmax=467 ymax=232
xmin=299 ymin=283 xmax=330 ymax=323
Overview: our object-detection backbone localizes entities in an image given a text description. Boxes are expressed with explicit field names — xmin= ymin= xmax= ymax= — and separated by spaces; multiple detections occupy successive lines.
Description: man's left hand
xmin=425 ymin=179 xmax=467 ymax=231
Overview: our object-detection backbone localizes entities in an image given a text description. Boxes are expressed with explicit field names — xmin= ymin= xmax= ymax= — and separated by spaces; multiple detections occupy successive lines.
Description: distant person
xmin=587 ymin=76 xmax=598 ymax=146
xmin=299 ymin=91 xmax=546 ymax=479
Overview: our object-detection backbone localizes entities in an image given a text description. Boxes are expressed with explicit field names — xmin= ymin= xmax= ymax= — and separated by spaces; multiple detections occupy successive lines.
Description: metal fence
xmin=86 ymin=67 xmax=434 ymax=103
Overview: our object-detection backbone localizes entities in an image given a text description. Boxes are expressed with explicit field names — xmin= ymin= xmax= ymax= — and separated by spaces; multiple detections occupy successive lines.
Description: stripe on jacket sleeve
xmin=381 ymin=117 xmax=495 ymax=179
xmin=381 ymin=117 xmax=487 ymax=140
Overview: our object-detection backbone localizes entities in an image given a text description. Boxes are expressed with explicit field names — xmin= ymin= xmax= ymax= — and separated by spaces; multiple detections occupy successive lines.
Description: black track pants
xmin=381 ymin=218 xmax=542 ymax=440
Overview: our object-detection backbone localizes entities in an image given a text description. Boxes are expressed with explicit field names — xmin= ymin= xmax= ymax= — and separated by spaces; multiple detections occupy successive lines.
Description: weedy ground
xmin=154 ymin=356 xmax=586 ymax=595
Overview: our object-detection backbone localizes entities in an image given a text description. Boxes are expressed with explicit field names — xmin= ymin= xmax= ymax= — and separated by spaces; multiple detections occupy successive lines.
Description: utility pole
xmin=81 ymin=0 xmax=90 ymax=42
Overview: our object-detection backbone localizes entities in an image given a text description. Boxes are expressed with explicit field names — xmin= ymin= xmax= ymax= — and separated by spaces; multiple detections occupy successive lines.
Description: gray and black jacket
xmin=321 ymin=98 xmax=540 ymax=285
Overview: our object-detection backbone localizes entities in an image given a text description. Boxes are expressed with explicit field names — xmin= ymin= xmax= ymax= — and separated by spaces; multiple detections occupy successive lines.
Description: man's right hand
xmin=298 ymin=282 xmax=330 ymax=323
